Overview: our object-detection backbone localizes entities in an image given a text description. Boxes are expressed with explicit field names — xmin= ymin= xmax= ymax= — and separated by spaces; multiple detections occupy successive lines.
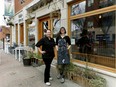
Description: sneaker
xmin=60 ymin=78 xmax=65 ymax=83
xmin=57 ymin=74 xmax=61 ymax=79
xmin=49 ymin=77 xmax=53 ymax=81
xmin=45 ymin=82 xmax=51 ymax=86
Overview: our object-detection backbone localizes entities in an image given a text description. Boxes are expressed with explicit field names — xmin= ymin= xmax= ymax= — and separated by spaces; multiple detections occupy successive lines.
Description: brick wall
xmin=14 ymin=0 xmax=33 ymax=14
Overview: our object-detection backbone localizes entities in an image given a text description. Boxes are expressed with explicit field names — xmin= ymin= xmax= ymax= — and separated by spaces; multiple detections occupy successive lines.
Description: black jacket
xmin=35 ymin=37 xmax=55 ymax=58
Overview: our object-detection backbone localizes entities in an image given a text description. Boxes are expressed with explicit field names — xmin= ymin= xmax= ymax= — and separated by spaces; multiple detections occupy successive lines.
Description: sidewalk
xmin=0 ymin=50 xmax=81 ymax=87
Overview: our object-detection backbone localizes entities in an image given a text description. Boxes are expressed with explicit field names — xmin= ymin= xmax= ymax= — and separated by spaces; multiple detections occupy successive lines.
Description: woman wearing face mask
xmin=56 ymin=27 xmax=71 ymax=83
xmin=35 ymin=29 xmax=55 ymax=86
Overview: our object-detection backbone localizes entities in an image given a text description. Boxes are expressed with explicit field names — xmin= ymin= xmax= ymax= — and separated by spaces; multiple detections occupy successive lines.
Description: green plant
xmin=65 ymin=62 xmax=106 ymax=87
xmin=89 ymin=76 xmax=106 ymax=87
xmin=23 ymin=51 xmax=33 ymax=59
xmin=65 ymin=62 xmax=75 ymax=71
xmin=7 ymin=22 xmax=14 ymax=26
xmin=33 ymin=53 xmax=42 ymax=59
xmin=26 ymin=51 xmax=33 ymax=59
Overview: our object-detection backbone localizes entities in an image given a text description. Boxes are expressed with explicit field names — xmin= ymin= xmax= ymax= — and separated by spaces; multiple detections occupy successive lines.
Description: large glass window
xmin=71 ymin=11 xmax=115 ymax=68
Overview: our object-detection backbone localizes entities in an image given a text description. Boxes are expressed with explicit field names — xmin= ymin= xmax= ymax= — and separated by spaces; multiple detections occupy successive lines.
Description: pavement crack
xmin=10 ymin=72 xmax=16 ymax=75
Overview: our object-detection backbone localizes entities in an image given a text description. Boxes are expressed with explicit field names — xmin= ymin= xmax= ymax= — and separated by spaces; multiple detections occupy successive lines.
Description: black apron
xmin=57 ymin=38 xmax=70 ymax=64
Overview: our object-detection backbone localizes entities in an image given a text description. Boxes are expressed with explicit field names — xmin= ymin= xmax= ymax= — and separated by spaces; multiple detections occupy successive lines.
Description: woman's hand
xmin=67 ymin=45 xmax=71 ymax=50
xmin=38 ymin=47 xmax=46 ymax=54
xmin=40 ymin=51 xmax=46 ymax=54
xmin=56 ymin=45 xmax=58 ymax=51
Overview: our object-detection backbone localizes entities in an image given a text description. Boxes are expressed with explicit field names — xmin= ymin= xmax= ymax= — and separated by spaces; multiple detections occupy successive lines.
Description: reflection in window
xmin=42 ymin=21 xmax=48 ymax=36
xmin=71 ymin=1 xmax=86 ymax=16
xmin=71 ymin=11 xmax=115 ymax=57
xmin=53 ymin=19 xmax=61 ymax=38
xmin=99 ymin=0 xmax=114 ymax=8
xmin=71 ymin=11 xmax=115 ymax=68
xmin=87 ymin=0 xmax=94 ymax=7
xmin=71 ymin=0 xmax=115 ymax=16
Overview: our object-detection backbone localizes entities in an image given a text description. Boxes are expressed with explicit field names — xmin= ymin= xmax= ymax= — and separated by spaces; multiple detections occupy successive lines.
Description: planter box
xmin=23 ymin=59 xmax=31 ymax=66
xmin=65 ymin=69 xmax=106 ymax=87
xmin=31 ymin=58 xmax=44 ymax=67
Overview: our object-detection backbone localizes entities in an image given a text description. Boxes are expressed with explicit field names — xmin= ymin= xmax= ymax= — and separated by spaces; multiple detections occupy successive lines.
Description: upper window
xmin=19 ymin=0 xmax=25 ymax=4
xmin=87 ymin=0 xmax=94 ymax=7
xmin=71 ymin=1 xmax=86 ymax=16
xmin=71 ymin=0 xmax=115 ymax=16
xmin=99 ymin=0 xmax=115 ymax=8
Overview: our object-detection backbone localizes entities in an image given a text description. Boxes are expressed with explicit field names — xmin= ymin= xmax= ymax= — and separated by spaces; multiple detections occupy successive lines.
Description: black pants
xmin=57 ymin=64 xmax=67 ymax=78
xmin=43 ymin=57 xmax=53 ymax=83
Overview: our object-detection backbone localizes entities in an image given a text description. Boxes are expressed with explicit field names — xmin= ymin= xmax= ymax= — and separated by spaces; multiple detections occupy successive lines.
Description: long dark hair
xmin=59 ymin=27 xmax=66 ymax=34
xmin=57 ymin=27 xmax=66 ymax=37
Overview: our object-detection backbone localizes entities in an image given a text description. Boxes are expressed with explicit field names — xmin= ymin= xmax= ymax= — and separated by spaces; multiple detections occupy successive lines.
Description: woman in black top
xmin=56 ymin=27 xmax=71 ymax=83
xmin=76 ymin=29 xmax=92 ymax=54
xmin=35 ymin=29 xmax=55 ymax=86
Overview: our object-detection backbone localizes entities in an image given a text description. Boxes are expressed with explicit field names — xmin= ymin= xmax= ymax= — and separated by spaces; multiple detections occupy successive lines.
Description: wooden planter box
xmin=31 ymin=58 xmax=44 ymax=67
xmin=65 ymin=71 xmax=106 ymax=87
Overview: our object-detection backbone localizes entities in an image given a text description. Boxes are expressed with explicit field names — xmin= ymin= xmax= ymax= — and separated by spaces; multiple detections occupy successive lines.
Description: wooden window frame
xmin=67 ymin=1 xmax=116 ymax=73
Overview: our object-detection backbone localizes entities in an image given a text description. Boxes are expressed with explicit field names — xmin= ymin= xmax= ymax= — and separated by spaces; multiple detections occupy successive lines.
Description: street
xmin=0 ymin=50 xmax=80 ymax=87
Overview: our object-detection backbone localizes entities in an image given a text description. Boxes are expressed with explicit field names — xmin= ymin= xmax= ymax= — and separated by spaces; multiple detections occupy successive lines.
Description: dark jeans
xmin=43 ymin=57 xmax=53 ymax=83
xmin=57 ymin=64 xmax=67 ymax=78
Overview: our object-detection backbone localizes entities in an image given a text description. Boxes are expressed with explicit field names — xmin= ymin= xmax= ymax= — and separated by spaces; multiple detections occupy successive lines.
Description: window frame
xmin=67 ymin=0 xmax=116 ymax=73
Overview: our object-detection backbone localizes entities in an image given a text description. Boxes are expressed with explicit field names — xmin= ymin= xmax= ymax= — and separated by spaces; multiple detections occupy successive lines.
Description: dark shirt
xmin=56 ymin=35 xmax=71 ymax=45
xmin=76 ymin=36 xmax=92 ymax=53
xmin=35 ymin=37 xmax=55 ymax=58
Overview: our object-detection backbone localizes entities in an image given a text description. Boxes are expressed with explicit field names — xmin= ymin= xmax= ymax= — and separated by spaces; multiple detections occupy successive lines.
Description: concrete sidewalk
xmin=0 ymin=50 xmax=81 ymax=87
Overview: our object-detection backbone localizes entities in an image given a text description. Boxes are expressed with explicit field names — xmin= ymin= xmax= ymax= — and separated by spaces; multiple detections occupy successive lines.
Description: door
xmin=38 ymin=17 xmax=51 ymax=40
xmin=38 ymin=16 xmax=61 ymax=58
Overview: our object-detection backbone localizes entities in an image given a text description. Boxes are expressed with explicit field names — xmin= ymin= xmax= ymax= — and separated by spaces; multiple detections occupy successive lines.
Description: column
xmin=14 ymin=24 xmax=16 ymax=43
xmin=35 ymin=14 xmax=38 ymax=53
xmin=18 ymin=23 xmax=20 ymax=46
xmin=23 ymin=20 xmax=27 ymax=46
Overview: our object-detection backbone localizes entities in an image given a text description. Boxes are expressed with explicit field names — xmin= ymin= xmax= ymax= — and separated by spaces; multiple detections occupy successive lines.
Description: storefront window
xmin=28 ymin=28 xmax=35 ymax=50
xmin=71 ymin=11 xmax=115 ymax=68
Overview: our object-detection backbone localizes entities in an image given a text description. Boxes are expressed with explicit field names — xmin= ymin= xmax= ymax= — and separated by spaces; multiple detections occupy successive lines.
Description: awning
xmin=26 ymin=0 xmax=52 ymax=12
xmin=26 ymin=0 xmax=40 ymax=11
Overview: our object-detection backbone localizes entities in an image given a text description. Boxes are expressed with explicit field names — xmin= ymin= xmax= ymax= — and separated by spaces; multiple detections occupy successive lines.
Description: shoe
xmin=45 ymin=82 xmax=51 ymax=86
xmin=60 ymin=78 xmax=65 ymax=83
xmin=57 ymin=74 xmax=61 ymax=79
xmin=49 ymin=77 xmax=53 ymax=81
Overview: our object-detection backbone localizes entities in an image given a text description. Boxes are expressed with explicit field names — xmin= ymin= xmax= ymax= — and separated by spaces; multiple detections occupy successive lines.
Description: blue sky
xmin=0 ymin=0 xmax=6 ymax=26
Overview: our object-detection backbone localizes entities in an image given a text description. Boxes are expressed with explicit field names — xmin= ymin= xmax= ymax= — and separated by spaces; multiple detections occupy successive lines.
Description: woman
xmin=56 ymin=27 xmax=71 ymax=83
xmin=35 ymin=29 xmax=55 ymax=86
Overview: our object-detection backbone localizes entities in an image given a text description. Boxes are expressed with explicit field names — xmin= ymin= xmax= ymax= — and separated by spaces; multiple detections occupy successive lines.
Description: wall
xmin=14 ymin=0 xmax=33 ymax=14
xmin=99 ymin=74 xmax=116 ymax=87
xmin=12 ymin=1 xmax=116 ymax=86
xmin=35 ymin=0 xmax=68 ymax=33
xmin=74 ymin=62 xmax=116 ymax=87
